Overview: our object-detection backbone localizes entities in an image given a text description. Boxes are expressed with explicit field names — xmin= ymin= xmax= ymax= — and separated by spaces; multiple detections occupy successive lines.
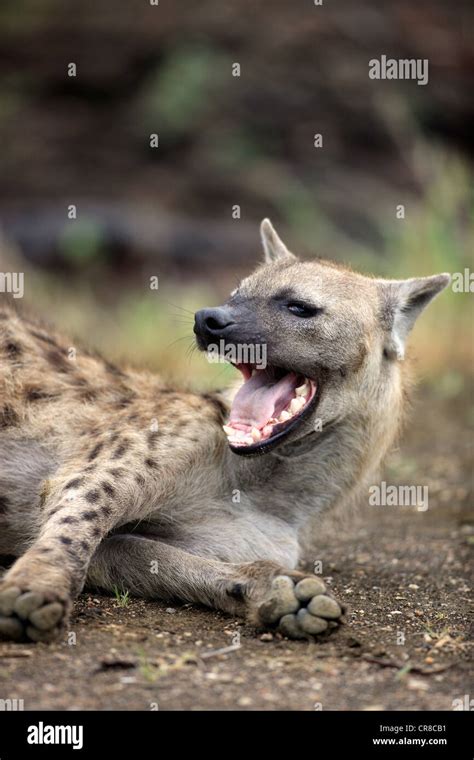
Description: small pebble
xmin=407 ymin=678 xmax=429 ymax=692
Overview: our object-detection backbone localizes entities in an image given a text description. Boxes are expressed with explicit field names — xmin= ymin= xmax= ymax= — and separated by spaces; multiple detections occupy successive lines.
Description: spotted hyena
xmin=0 ymin=220 xmax=449 ymax=642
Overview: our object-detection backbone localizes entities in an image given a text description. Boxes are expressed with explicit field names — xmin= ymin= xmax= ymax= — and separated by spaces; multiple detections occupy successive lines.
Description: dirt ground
xmin=0 ymin=388 xmax=472 ymax=711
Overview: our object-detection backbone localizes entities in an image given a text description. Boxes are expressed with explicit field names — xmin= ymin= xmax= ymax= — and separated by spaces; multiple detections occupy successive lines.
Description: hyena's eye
xmin=286 ymin=302 xmax=322 ymax=318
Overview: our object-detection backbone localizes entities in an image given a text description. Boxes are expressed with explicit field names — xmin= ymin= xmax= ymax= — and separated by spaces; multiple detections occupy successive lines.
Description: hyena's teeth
xmin=289 ymin=396 xmax=306 ymax=415
xmin=228 ymin=429 xmax=254 ymax=445
xmin=229 ymin=429 xmax=246 ymax=439
xmin=224 ymin=376 xmax=312 ymax=447
xmin=289 ymin=398 xmax=299 ymax=414
xmin=295 ymin=382 xmax=308 ymax=397
xmin=251 ymin=427 xmax=262 ymax=442
xmin=228 ymin=434 xmax=243 ymax=443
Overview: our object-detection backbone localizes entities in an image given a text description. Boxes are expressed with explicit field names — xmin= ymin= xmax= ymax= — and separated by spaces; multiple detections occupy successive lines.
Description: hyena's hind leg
xmin=0 ymin=466 xmax=130 ymax=642
xmin=87 ymin=535 xmax=344 ymax=640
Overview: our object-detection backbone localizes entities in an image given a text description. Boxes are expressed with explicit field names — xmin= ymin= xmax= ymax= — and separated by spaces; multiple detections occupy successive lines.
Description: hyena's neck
xmin=225 ymin=405 xmax=402 ymax=528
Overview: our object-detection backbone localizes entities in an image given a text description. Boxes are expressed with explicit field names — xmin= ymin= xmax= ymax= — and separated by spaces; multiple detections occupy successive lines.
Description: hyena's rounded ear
xmin=378 ymin=273 xmax=451 ymax=360
xmin=260 ymin=219 xmax=296 ymax=264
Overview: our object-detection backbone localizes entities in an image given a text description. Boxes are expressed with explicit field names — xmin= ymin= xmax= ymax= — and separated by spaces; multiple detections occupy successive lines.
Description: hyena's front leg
xmin=87 ymin=535 xmax=344 ymax=639
xmin=0 ymin=468 xmax=127 ymax=642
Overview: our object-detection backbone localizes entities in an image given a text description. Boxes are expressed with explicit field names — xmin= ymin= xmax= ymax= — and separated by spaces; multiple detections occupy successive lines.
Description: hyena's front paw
xmin=256 ymin=575 xmax=344 ymax=640
xmin=0 ymin=583 xmax=69 ymax=643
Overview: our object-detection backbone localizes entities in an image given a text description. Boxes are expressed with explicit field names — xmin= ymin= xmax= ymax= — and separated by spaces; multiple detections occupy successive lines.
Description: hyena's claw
xmin=256 ymin=574 xmax=344 ymax=640
xmin=0 ymin=585 xmax=67 ymax=642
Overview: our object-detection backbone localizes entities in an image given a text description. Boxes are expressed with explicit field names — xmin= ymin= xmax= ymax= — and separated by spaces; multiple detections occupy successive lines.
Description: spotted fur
xmin=0 ymin=220 xmax=449 ymax=641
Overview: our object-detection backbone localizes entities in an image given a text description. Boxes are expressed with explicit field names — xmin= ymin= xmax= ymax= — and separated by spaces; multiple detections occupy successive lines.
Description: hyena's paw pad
xmin=257 ymin=575 xmax=343 ymax=640
xmin=0 ymin=585 xmax=67 ymax=643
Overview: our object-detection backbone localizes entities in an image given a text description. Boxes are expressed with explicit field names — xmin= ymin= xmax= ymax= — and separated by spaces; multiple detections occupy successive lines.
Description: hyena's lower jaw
xmin=223 ymin=364 xmax=319 ymax=455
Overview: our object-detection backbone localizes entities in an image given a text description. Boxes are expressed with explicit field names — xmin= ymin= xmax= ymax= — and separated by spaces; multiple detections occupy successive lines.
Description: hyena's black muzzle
xmin=193 ymin=306 xmax=236 ymax=350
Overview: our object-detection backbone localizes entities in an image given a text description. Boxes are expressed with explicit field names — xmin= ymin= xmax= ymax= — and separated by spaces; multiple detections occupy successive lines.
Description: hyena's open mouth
xmin=223 ymin=364 xmax=320 ymax=455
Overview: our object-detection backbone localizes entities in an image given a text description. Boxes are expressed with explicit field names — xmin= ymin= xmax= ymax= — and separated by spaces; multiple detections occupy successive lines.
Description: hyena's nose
xmin=194 ymin=307 xmax=235 ymax=342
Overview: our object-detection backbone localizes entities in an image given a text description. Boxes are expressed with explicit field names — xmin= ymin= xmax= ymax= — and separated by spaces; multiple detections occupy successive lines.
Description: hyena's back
xmin=0 ymin=305 xmax=151 ymax=427
xmin=0 ymin=305 xmax=226 ymax=555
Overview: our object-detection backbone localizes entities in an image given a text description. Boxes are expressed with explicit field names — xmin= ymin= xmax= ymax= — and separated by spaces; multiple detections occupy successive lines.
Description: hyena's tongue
xmin=229 ymin=369 xmax=300 ymax=430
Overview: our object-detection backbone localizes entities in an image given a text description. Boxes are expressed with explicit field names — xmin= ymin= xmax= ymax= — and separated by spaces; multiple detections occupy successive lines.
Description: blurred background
xmin=0 ymin=0 xmax=472 ymax=392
